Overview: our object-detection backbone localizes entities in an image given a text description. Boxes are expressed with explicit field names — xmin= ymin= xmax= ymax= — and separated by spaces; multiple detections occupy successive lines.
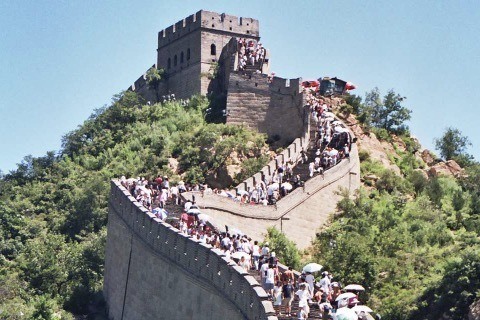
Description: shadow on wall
xmin=262 ymin=78 xmax=305 ymax=148
xmin=104 ymin=180 xmax=277 ymax=320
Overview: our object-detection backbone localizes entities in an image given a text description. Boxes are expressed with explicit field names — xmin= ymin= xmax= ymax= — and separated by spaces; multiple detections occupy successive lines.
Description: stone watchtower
xmin=155 ymin=10 xmax=260 ymax=99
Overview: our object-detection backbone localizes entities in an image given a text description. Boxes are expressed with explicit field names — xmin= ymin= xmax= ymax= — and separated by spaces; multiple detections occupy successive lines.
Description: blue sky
xmin=1 ymin=0 xmax=479 ymax=173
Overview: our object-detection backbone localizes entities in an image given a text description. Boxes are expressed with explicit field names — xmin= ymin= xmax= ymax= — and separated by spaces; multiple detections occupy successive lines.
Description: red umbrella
xmin=302 ymin=80 xmax=320 ymax=88
xmin=345 ymin=82 xmax=356 ymax=90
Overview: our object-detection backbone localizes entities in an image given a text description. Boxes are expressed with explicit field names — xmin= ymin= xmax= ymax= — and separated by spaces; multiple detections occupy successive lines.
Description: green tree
xmin=146 ymin=67 xmax=165 ymax=102
xmin=434 ymin=127 xmax=473 ymax=166
xmin=264 ymin=227 xmax=300 ymax=269
xmin=362 ymin=88 xmax=411 ymax=134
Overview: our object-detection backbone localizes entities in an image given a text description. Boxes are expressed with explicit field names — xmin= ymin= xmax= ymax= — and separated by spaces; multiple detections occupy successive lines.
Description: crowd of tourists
xmin=120 ymin=175 xmax=377 ymax=319
xmin=237 ymin=38 xmax=266 ymax=71
xmin=302 ymin=88 xmax=353 ymax=179
xmin=117 ymin=85 xmax=372 ymax=318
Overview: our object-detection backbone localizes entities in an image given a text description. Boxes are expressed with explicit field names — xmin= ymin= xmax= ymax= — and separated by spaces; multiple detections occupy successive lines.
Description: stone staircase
xmin=291 ymin=116 xmax=320 ymax=181
xmin=247 ymin=269 xmax=324 ymax=319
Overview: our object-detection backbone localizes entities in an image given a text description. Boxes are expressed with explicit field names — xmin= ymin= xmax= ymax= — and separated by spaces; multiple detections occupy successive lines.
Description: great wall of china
xmin=103 ymin=10 xmax=361 ymax=319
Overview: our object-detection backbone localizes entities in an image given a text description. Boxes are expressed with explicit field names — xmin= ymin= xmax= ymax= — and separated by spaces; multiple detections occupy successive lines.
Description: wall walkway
xmin=104 ymin=180 xmax=277 ymax=320
xmin=184 ymin=143 xmax=360 ymax=249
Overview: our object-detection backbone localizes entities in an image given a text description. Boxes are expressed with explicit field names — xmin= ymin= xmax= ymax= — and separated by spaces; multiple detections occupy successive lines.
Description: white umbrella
xmin=197 ymin=213 xmax=210 ymax=222
xmin=336 ymin=292 xmax=357 ymax=301
xmin=282 ymin=182 xmax=293 ymax=191
xmin=231 ymin=251 xmax=249 ymax=260
xmin=237 ymin=190 xmax=249 ymax=196
xmin=302 ymin=263 xmax=323 ymax=273
xmin=187 ymin=208 xmax=201 ymax=215
xmin=268 ymin=183 xmax=279 ymax=191
xmin=344 ymin=284 xmax=365 ymax=291
xmin=352 ymin=305 xmax=373 ymax=313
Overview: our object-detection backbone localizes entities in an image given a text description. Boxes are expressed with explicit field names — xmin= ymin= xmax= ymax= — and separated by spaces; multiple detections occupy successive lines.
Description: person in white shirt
xmin=295 ymin=283 xmax=311 ymax=318
xmin=319 ymin=271 xmax=331 ymax=295
xmin=305 ymin=272 xmax=315 ymax=297
xmin=252 ymin=241 xmax=261 ymax=270
xmin=259 ymin=261 xmax=269 ymax=290
xmin=265 ymin=264 xmax=275 ymax=298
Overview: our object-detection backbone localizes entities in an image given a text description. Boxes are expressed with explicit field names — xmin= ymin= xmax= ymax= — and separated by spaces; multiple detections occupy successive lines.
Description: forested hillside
xmin=1 ymin=88 xmax=479 ymax=320
xmin=0 ymin=92 xmax=269 ymax=319
xmin=312 ymin=91 xmax=480 ymax=319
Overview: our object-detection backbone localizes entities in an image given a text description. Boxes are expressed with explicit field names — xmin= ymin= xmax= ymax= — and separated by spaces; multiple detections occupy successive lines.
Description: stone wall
xmin=184 ymin=142 xmax=361 ymax=249
xmin=226 ymin=72 xmax=306 ymax=147
xmin=155 ymin=10 xmax=260 ymax=100
xmin=104 ymin=180 xmax=277 ymax=320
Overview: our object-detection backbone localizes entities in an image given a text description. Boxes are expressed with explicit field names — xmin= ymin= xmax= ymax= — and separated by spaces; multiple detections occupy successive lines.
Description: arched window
xmin=180 ymin=51 xmax=184 ymax=63
xmin=167 ymin=58 xmax=171 ymax=69
xmin=187 ymin=48 xmax=191 ymax=60
xmin=210 ymin=44 xmax=216 ymax=56
xmin=174 ymin=55 xmax=177 ymax=66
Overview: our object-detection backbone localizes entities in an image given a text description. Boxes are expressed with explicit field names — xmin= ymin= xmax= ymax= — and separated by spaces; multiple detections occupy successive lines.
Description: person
xmin=259 ymin=259 xmax=269 ymax=289
xmin=318 ymin=296 xmax=333 ymax=319
xmin=295 ymin=283 xmax=311 ymax=318
xmin=282 ymin=279 xmax=294 ymax=317
xmin=260 ymin=242 xmax=270 ymax=260
xmin=300 ymin=148 xmax=308 ymax=164
xmin=329 ymin=282 xmax=341 ymax=309
xmin=297 ymin=306 xmax=308 ymax=320
xmin=252 ymin=240 xmax=261 ymax=270
xmin=268 ymin=252 xmax=278 ymax=267
xmin=238 ymin=255 xmax=249 ymax=272
xmin=319 ymin=271 xmax=331 ymax=295
xmin=334 ymin=298 xmax=357 ymax=320
xmin=264 ymin=264 xmax=276 ymax=298
xmin=305 ymin=272 xmax=315 ymax=297
xmin=309 ymin=162 xmax=315 ymax=178
xmin=282 ymin=266 xmax=295 ymax=287
xmin=273 ymin=281 xmax=283 ymax=313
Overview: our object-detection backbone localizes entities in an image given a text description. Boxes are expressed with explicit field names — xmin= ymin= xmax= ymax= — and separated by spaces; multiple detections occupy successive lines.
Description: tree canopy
xmin=0 ymin=91 xmax=269 ymax=318
xmin=434 ymin=127 xmax=473 ymax=166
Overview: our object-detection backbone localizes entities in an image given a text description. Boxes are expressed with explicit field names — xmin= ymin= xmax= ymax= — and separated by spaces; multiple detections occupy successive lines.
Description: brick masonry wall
xmin=185 ymin=143 xmax=361 ymax=249
xmin=155 ymin=10 xmax=260 ymax=100
xmin=226 ymin=72 xmax=306 ymax=147
xmin=104 ymin=181 xmax=277 ymax=320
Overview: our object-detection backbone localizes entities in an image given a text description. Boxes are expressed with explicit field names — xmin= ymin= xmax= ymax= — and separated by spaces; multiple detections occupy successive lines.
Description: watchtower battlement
xmin=158 ymin=10 xmax=259 ymax=48
xmin=269 ymin=77 xmax=302 ymax=95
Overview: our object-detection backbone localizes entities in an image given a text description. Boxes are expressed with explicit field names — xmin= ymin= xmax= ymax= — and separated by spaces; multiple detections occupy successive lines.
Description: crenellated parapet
xmin=104 ymin=180 xmax=277 ymax=320
xmin=158 ymin=10 xmax=259 ymax=48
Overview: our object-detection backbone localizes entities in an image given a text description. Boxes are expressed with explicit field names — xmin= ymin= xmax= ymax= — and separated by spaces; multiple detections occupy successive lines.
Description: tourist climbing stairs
xmin=247 ymin=269 xmax=323 ymax=319
xmin=290 ymin=115 xmax=321 ymax=182
xmin=242 ymin=61 xmax=263 ymax=73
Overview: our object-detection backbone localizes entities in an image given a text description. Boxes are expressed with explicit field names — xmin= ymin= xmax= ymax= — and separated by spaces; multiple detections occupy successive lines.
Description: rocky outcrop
xmin=421 ymin=149 xmax=438 ymax=166
xmin=338 ymin=114 xmax=401 ymax=174
xmin=428 ymin=160 xmax=464 ymax=178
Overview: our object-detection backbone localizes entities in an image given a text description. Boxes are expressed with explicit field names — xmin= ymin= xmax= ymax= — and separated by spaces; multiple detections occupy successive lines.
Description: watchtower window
xmin=187 ymin=48 xmax=191 ymax=60
xmin=210 ymin=44 xmax=216 ymax=56
xmin=174 ymin=55 xmax=178 ymax=66
xmin=180 ymin=51 xmax=184 ymax=63
xmin=168 ymin=58 xmax=171 ymax=69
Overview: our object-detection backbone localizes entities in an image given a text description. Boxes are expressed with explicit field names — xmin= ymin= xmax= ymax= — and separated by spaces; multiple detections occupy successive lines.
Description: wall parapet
xmin=158 ymin=10 xmax=259 ymax=48
xmin=186 ymin=143 xmax=359 ymax=222
xmin=107 ymin=180 xmax=277 ymax=320
xmin=233 ymin=87 xmax=309 ymax=193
